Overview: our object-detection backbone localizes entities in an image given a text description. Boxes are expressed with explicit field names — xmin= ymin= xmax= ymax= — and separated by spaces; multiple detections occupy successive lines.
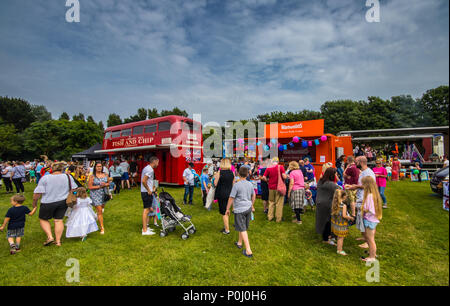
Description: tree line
xmin=0 ymin=97 xmax=190 ymax=161
xmin=0 ymin=85 xmax=448 ymax=160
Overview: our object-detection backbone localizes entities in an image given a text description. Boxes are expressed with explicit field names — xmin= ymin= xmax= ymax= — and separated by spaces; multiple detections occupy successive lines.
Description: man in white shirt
xmin=346 ymin=156 xmax=376 ymax=249
xmin=183 ymin=163 xmax=195 ymax=205
xmin=141 ymin=156 xmax=159 ymax=236
xmin=120 ymin=159 xmax=130 ymax=190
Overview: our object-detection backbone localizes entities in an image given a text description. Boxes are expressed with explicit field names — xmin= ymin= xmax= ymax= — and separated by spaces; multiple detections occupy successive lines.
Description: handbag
xmin=66 ymin=174 xmax=77 ymax=208
xmin=205 ymin=186 xmax=216 ymax=209
xmin=276 ymin=165 xmax=286 ymax=196
xmin=103 ymin=187 xmax=112 ymax=202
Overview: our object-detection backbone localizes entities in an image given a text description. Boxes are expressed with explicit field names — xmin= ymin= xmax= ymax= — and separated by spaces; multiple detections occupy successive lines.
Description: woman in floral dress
xmin=88 ymin=162 xmax=111 ymax=234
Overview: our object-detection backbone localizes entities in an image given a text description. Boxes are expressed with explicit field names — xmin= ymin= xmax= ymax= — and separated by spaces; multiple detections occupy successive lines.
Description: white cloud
xmin=0 ymin=0 xmax=448 ymax=125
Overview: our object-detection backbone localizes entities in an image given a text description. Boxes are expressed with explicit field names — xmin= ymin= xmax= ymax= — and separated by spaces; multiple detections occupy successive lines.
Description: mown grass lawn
xmin=0 ymin=180 xmax=448 ymax=286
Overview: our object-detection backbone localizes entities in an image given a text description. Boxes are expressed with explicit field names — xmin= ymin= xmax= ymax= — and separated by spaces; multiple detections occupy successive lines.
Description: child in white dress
xmin=66 ymin=187 xmax=98 ymax=241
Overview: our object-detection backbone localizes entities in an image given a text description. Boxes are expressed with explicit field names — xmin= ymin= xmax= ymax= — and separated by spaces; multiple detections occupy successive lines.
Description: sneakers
xmin=142 ymin=228 xmax=156 ymax=236
xmin=9 ymin=244 xmax=17 ymax=255
xmin=221 ymin=229 xmax=230 ymax=235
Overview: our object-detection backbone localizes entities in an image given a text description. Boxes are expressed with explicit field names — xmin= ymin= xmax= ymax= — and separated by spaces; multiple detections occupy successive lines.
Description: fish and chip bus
xmin=95 ymin=115 xmax=204 ymax=185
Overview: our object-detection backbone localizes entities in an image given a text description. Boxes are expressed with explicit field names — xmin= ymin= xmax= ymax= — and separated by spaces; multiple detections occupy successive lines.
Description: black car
xmin=430 ymin=166 xmax=449 ymax=195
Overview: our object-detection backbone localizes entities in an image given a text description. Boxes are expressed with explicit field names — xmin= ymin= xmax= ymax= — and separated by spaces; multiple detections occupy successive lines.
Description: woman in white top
xmin=1 ymin=162 xmax=14 ymax=193
xmin=33 ymin=162 xmax=78 ymax=247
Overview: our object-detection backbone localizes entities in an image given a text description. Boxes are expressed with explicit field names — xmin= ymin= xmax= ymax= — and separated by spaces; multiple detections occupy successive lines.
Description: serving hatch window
xmin=121 ymin=129 xmax=132 ymax=137
xmin=111 ymin=131 xmax=121 ymax=138
xmin=133 ymin=126 xmax=144 ymax=135
xmin=144 ymin=124 xmax=157 ymax=133
xmin=158 ymin=121 xmax=171 ymax=132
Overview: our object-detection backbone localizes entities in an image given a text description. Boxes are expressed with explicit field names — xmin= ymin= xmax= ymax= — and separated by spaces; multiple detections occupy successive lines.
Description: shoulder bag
xmin=276 ymin=165 xmax=286 ymax=196
xmin=66 ymin=174 xmax=77 ymax=208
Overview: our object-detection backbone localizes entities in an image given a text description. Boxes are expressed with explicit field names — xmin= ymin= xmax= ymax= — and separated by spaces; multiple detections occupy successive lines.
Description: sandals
xmin=242 ymin=249 xmax=253 ymax=258
xmin=337 ymin=250 xmax=348 ymax=256
xmin=323 ymin=240 xmax=336 ymax=246
xmin=235 ymin=242 xmax=243 ymax=249
xmin=361 ymin=257 xmax=377 ymax=262
xmin=358 ymin=243 xmax=369 ymax=249
xmin=44 ymin=238 xmax=55 ymax=246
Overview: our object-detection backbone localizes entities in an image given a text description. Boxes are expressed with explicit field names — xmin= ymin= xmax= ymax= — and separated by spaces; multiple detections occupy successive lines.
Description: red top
xmin=344 ymin=164 xmax=360 ymax=185
xmin=263 ymin=165 xmax=286 ymax=190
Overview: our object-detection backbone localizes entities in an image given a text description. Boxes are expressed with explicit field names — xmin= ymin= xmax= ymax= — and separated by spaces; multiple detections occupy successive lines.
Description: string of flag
xmin=234 ymin=135 xmax=328 ymax=152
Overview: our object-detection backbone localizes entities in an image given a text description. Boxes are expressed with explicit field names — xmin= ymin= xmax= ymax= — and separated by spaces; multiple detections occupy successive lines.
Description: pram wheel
xmin=181 ymin=233 xmax=189 ymax=240
xmin=160 ymin=231 xmax=167 ymax=238
xmin=188 ymin=227 xmax=196 ymax=235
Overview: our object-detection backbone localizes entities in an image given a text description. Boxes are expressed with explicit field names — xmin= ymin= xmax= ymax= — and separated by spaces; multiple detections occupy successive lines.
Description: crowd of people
xmin=0 ymin=150 xmax=431 ymax=260
xmin=190 ymin=154 xmax=389 ymax=260
xmin=0 ymin=158 xmax=141 ymax=254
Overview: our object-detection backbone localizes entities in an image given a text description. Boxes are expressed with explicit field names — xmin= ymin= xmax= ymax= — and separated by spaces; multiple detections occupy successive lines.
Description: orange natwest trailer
xmin=263 ymin=119 xmax=353 ymax=177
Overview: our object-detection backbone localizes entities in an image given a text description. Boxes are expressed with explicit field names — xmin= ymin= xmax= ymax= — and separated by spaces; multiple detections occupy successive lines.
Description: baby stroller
xmin=158 ymin=189 xmax=197 ymax=240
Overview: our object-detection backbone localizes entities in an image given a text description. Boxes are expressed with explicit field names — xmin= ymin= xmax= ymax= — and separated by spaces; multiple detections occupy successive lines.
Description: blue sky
xmin=0 ymin=0 xmax=448 ymax=124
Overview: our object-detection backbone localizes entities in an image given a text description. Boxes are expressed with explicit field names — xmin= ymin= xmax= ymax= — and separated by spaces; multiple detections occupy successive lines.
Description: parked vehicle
xmin=430 ymin=166 xmax=449 ymax=196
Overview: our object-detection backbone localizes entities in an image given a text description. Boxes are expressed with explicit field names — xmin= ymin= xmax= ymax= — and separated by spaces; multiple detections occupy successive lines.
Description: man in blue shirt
xmin=35 ymin=162 xmax=44 ymax=184
xmin=200 ymin=168 xmax=210 ymax=207
xmin=304 ymin=158 xmax=315 ymax=183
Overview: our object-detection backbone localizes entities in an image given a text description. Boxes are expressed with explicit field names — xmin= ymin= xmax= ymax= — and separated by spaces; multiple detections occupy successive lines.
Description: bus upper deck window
xmin=133 ymin=126 xmax=144 ymax=135
xmin=158 ymin=121 xmax=171 ymax=132
xmin=111 ymin=131 xmax=121 ymax=138
xmin=121 ymin=129 xmax=132 ymax=137
xmin=144 ymin=124 xmax=157 ymax=133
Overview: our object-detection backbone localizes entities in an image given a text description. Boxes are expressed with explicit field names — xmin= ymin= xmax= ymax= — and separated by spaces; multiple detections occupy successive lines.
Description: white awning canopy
xmin=94 ymin=144 xmax=203 ymax=154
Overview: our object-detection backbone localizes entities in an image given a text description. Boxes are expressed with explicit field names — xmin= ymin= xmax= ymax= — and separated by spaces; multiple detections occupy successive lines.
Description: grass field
xmin=0 ymin=180 xmax=448 ymax=286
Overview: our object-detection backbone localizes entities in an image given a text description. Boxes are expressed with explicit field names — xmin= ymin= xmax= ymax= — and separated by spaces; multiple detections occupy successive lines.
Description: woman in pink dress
xmin=391 ymin=157 xmax=401 ymax=181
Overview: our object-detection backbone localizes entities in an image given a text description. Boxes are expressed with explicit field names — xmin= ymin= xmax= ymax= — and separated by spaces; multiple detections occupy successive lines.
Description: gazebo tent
xmin=72 ymin=143 xmax=107 ymax=161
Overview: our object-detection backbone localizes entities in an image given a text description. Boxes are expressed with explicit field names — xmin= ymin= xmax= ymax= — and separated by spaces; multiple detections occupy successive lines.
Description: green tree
xmin=87 ymin=115 xmax=96 ymax=124
xmin=59 ymin=112 xmax=70 ymax=120
xmin=22 ymin=120 xmax=103 ymax=160
xmin=254 ymin=110 xmax=321 ymax=124
xmin=389 ymin=95 xmax=426 ymax=128
xmin=0 ymin=96 xmax=36 ymax=131
xmin=98 ymin=121 xmax=105 ymax=131
xmin=107 ymin=113 xmax=122 ymax=127
xmin=419 ymin=85 xmax=449 ymax=126
xmin=320 ymin=100 xmax=365 ymax=134
xmin=160 ymin=107 xmax=188 ymax=117
xmin=0 ymin=124 xmax=20 ymax=159
xmin=72 ymin=113 xmax=85 ymax=121
xmin=359 ymin=97 xmax=393 ymax=130
xmin=148 ymin=108 xmax=159 ymax=119
xmin=31 ymin=105 xmax=52 ymax=122
xmin=124 ymin=108 xmax=148 ymax=123
xmin=22 ymin=121 xmax=62 ymax=158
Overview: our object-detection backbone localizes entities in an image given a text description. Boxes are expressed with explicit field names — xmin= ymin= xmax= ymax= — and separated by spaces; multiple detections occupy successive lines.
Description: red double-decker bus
xmin=95 ymin=115 xmax=204 ymax=185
